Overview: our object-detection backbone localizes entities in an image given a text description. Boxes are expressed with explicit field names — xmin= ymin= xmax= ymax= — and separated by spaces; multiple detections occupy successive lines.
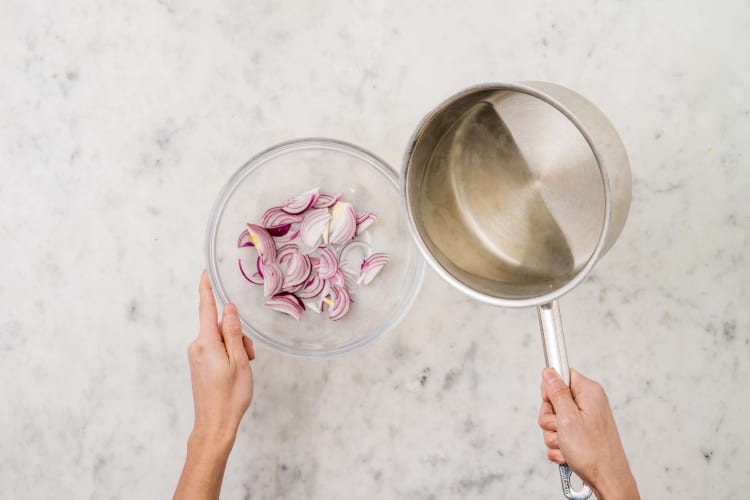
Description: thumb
xmin=221 ymin=303 xmax=249 ymax=363
xmin=542 ymin=368 xmax=579 ymax=417
xmin=569 ymin=369 xmax=590 ymax=397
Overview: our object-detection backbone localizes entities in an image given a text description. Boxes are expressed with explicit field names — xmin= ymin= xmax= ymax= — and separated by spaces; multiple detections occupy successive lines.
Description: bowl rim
xmin=205 ymin=137 xmax=426 ymax=359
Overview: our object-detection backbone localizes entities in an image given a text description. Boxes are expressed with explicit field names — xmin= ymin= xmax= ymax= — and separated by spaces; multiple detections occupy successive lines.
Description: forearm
xmin=592 ymin=466 xmax=640 ymax=500
xmin=174 ymin=432 xmax=235 ymax=500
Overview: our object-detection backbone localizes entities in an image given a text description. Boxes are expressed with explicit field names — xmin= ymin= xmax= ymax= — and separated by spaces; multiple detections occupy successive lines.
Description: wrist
xmin=188 ymin=427 xmax=237 ymax=458
xmin=594 ymin=472 xmax=639 ymax=500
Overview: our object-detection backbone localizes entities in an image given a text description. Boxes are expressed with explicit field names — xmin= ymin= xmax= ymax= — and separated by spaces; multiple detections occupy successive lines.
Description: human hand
xmin=188 ymin=270 xmax=255 ymax=450
xmin=538 ymin=368 xmax=639 ymax=500
xmin=174 ymin=271 xmax=256 ymax=500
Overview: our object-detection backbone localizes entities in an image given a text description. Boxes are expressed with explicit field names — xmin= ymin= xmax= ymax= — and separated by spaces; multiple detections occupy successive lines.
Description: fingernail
xmin=543 ymin=368 xmax=558 ymax=384
xmin=225 ymin=303 xmax=238 ymax=316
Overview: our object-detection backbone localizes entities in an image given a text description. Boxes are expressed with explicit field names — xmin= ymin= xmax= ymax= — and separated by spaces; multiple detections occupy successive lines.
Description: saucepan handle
xmin=537 ymin=301 xmax=593 ymax=500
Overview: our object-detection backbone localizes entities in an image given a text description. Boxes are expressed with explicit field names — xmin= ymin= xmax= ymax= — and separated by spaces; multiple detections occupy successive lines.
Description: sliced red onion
xmin=339 ymin=258 xmax=354 ymax=277
xmin=237 ymin=229 xmax=253 ymax=248
xmin=298 ymin=244 xmax=320 ymax=255
xmin=338 ymin=240 xmax=371 ymax=270
xmin=317 ymin=247 xmax=338 ymax=279
xmin=275 ymin=244 xmax=311 ymax=292
xmin=329 ymin=269 xmax=346 ymax=287
xmin=355 ymin=212 xmax=377 ymax=235
xmin=273 ymin=227 xmax=299 ymax=243
xmin=260 ymin=260 xmax=283 ymax=297
xmin=358 ymin=252 xmax=390 ymax=285
xmin=262 ymin=207 xmax=302 ymax=228
xmin=312 ymin=192 xmax=343 ymax=208
xmin=276 ymin=243 xmax=298 ymax=263
xmin=304 ymin=300 xmax=321 ymax=313
xmin=317 ymin=281 xmax=332 ymax=311
xmin=266 ymin=224 xmax=292 ymax=237
xmin=303 ymin=292 xmax=329 ymax=313
xmin=299 ymin=208 xmax=331 ymax=247
xmin=239 ymin=188 xmax=384 ymax=321
xmin=238 ymin=259 xmax=263 ymax=285
xmin=264 ymin=293 xmax=305 ymax=320
xmin=246 ymin=224 xmax=277 ymax=264
xmin=355 ymin=211 xmax=375 ymax=225
xmin=328 ymin=202 xmax=357 ymax=245
xmin=282 ymin=187 xmax=320 ymax=214
xmin=343 ymin=272 xmax=358 ymax=298
xmin=296 ymin=272 xmax=326 ymax=299
xmin=327 ymin=284 xmax=351 ymax=321
xmin=285 ymin=255 xmax=312 ymax=292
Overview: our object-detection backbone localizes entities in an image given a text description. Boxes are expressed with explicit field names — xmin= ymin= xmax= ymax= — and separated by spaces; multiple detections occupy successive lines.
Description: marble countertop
xmin=2 ymin=0 xmax=748 ymax=498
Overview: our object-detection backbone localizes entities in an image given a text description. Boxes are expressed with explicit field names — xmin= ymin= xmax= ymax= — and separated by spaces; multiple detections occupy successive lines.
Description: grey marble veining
xmin=1 ymin=0 xmax=749 ymax=498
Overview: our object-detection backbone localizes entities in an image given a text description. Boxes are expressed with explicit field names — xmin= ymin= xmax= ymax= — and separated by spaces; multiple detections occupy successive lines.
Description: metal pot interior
xmin=404 ymin=87 xmax=607 ymax=301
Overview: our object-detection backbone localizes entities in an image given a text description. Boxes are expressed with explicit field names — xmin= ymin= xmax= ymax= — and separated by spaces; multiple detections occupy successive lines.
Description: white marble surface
xmin=2 ymin=0 xmax=749 ymax=498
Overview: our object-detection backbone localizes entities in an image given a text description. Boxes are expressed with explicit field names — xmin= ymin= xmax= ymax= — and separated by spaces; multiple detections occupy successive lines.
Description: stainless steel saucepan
xmin=401 ymin=81 xmax=632 ymax=499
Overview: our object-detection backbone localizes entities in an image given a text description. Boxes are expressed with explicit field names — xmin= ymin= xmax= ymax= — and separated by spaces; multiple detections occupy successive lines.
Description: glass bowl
xmin=205 ymin=138 xmax=425 ymax=359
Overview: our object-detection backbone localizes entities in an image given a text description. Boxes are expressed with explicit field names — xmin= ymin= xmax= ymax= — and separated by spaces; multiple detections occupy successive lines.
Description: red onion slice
xmin=303 ymin=291 xmax=329 ymax=313
xmin=304 ymin=301 xmax=321 ymax=313
xmin=355 ymin=211 xmax=375 ymax=224
xmin=284 ymin=255 xmax=312 ymax=292
xmin=237 ymin=229 xmax=253 ymax=248
xmin=339 ymin=258 xmax=354 ymax=277
xmin=358 ymin=252 xmax=390 ymax=285
xmin=312 ymin=192 xmax=343 ymax=208
xmin=246 ymin=224 xmax=277 ymax=264
xmin=273 ymin=227 xmax=299 ymax=243
xmin=276 ymin=243 xmax=298 ymax=263
xmin=329 ymin=269 xmax=346 ymax=287
xmin=343 ymin=272 xmax=358 ymax=298
xmin=338 ymin=240 xmax=371 ymax=270
xmin=262 ymin=207 xmax=303 ymax=228
xmin=317 ymin=247 xmax=338 ymax=279
xmin=282 ymin=187 xmax=320 ymax=214
xmin=275 ymin=244 xmax=312 ymax=292
xmin=328 ymin=202 xmax=357 ymax=245
xmin=264 ymin=293 xmax=305 ymax=320
xmin=266 ymin=224 xmax=292 ymax=237
xmin=355 ymin=212 xmax=377 ymax=235
xmin=239 ymin=259 xmax=263 ymax=285
xmin=296 ymin=272 xmax=326 ymax=299
xmin=260 ymin=260 xmax=283 ymax=297
xmin=299 ymin=208 xmax=331 ymax=247
xmin=327 ymin=284 xmax=351 ymax=321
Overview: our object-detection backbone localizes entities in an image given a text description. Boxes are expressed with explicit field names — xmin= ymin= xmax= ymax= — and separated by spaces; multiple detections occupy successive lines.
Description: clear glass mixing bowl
xmin=205 ymin=138 xmax=425 ymax=359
